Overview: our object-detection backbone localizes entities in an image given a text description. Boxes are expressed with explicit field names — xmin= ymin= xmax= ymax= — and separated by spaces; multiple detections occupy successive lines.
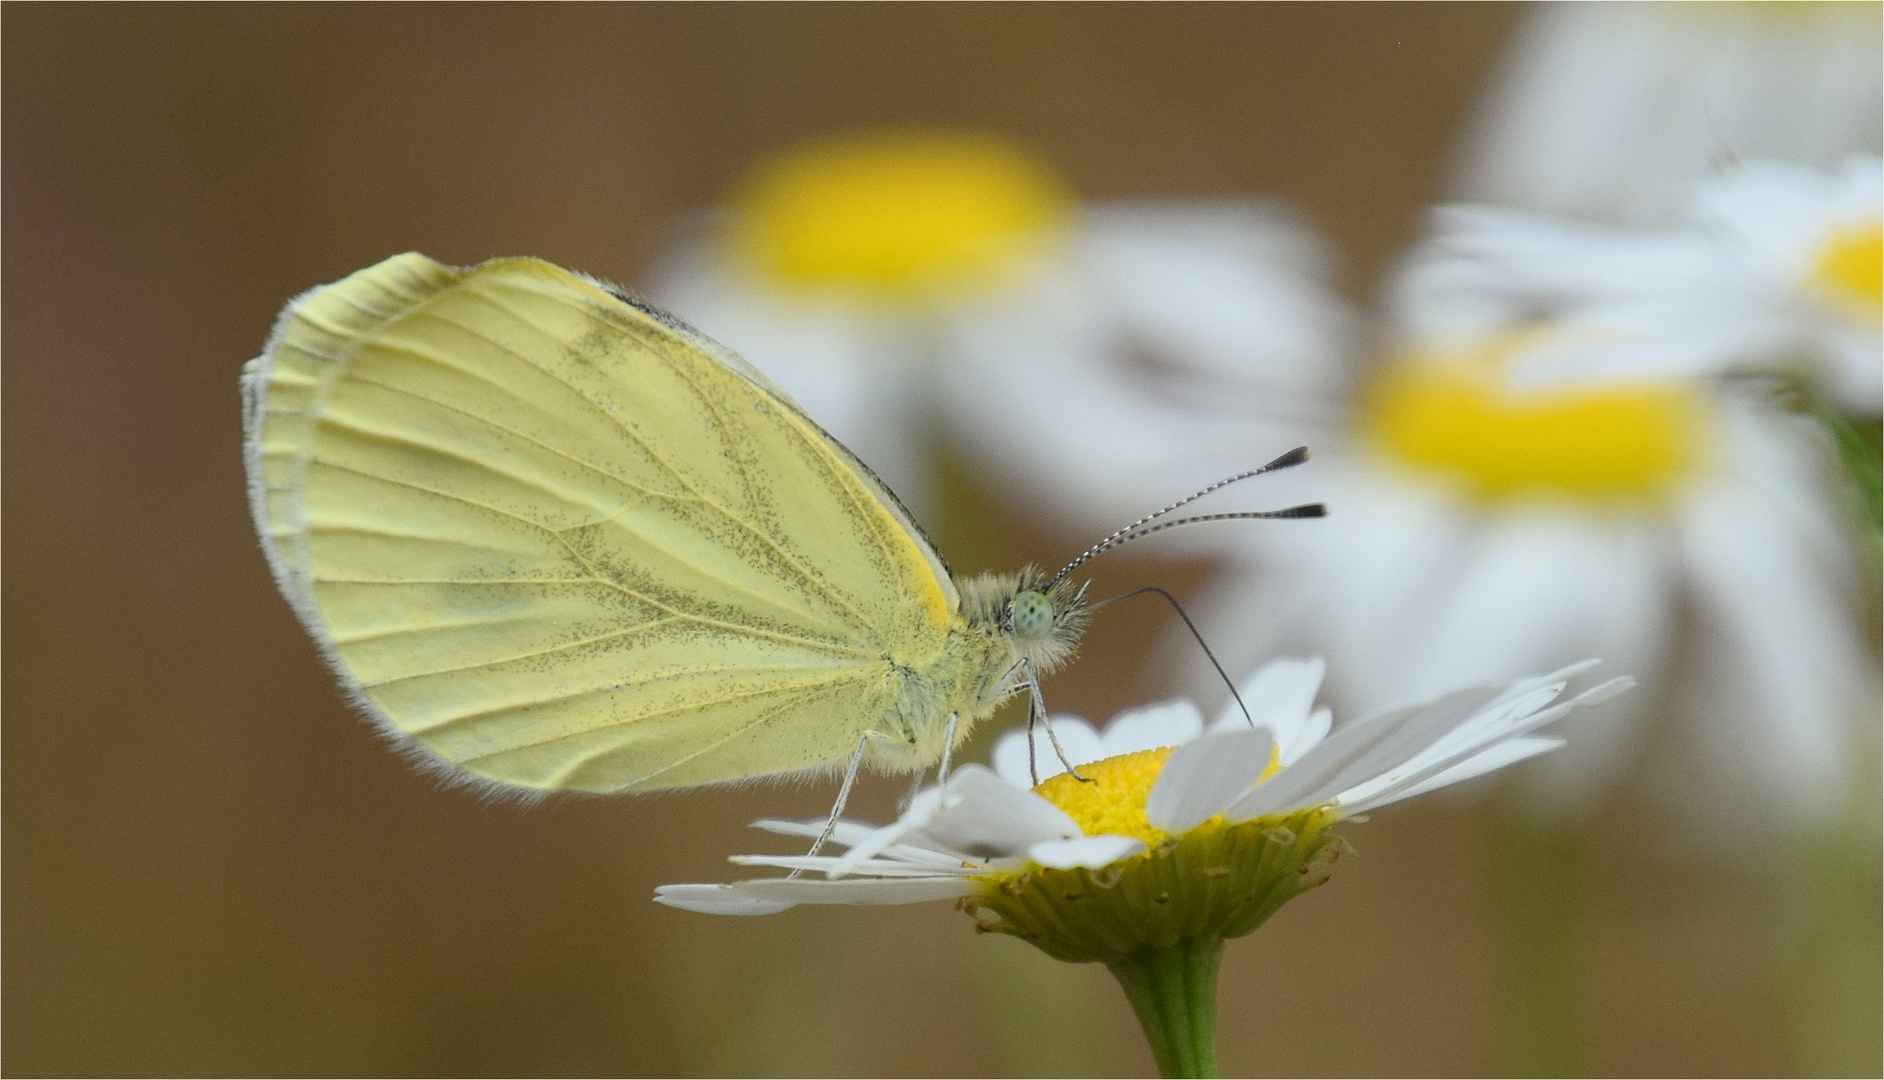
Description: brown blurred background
xmin=4 ymin=5 xmax=1799 ymax=1076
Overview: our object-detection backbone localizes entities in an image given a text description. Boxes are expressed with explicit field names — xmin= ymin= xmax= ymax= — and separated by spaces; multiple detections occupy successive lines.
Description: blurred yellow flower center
xmin=1811 ymin=220 xmax=1882 ymax=314
xmin=1032 ymin=742 xmax=1284 ymax=846
xmin=1359 ymin=337 xmax=1712 ymax=505
xmin=722 ymin=129 xmax=1072 ymax=305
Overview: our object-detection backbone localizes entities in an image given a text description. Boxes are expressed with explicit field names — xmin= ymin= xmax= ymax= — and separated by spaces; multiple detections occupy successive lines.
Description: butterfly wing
xmin=244 ymin=253 xmax=956 ymax=794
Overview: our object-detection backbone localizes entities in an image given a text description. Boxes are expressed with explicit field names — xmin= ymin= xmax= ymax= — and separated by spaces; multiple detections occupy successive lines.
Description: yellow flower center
xmin=1357 ymin=336 xmax=1713 ymax=506
xmin=1032 ymin=743 xmax=1284 ymax=847
xmin=720 ymin=128 xmax=1073 ymax=305
xmin=1811 ymin=220 xmax=1883 ymax=316
xmin=1033 ymin=748 xmax=1174 ymax=846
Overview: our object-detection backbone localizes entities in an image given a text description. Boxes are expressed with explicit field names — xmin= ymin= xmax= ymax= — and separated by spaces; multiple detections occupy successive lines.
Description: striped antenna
xmin=1046 ymin=446 xmax=1321 ymax=589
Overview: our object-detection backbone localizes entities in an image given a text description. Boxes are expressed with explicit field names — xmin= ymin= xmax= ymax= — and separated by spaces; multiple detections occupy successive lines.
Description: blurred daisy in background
xmin=646 ymin=128 xmax=1071 ymax=516
xmin=646 ymin=128 xmax=1353 ymax=525
xmin=937 ymin=198 xmax=1355 ymax=537
xmin=1192 ymin=330 xmax=1874 ymax=837
xmin=1412 ymin=156 xmax=1881 ymax=417
xmin=1452 ymin=1 xmax=1883 ymax=227
xmin=1180 ymin=213 xmax=1878 ymax=837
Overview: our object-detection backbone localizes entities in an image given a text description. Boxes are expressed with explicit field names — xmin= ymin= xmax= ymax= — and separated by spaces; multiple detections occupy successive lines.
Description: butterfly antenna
xmin=1087 ymin=586 xmax=1255 ymax=729
xmin=1046 ymin=446 xmax=1319 ymax=590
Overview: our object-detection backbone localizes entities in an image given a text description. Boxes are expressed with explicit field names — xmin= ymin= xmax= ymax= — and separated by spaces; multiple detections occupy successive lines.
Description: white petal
xmin=1450 ymin=2 xmax=1883 ymax=227
xmin=1211 ymin=657 xmax=1326 ymax=762
xmin=742 ymin=836 xmax=972 ymax=870
xmin=724 ymin=876 xmax=977 ymax=907
xmin=1145 ymin=729 xmax=1275 ymax=833
xmin=1178 ymin=465 xmax=1475 ymax=720
xmin=652 ymin=884 xmax=797 ymax=916
xmin=730 ymin=851 xmax=979 ymax=877
xmin=826 ymin=786 xmax=950 ymax=874
xmin=937 ymin=200 xmax=1348 ymax=540
xmin=1224 ymin=681 xmax=1516 ymax=821
xmin=1287 ymin=708 xmax=1333 ymax=766
xmin=1672 ymin=420 xmax=1878 ymax=828
xmin=990 ymin=715 xmax=1105 ymax=787
xmin=914 ymin=766 xmax=1083 ymax=860
xmin=1336 ymin=674 xmax=1634 ymax=812
xmin=1101 ymin=699 xmax=1205 ymax=757
xmin=1341 ymin=737 xmax=1566 ymax=814
xmin=749 ymin=818 xmax=878 ymax=850
xmin=1029 ymin=835 xmax=1148 ymax=870
xmin=990 ymin=727 xmax=1038 ymax=789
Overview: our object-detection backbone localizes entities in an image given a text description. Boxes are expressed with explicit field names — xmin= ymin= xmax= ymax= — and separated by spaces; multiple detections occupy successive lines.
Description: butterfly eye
xmin=1009 ymin=590 xmax=1055 ymax=639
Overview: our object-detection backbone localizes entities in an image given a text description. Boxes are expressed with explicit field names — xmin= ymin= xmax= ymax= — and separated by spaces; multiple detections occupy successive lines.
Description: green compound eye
xmin=1009 ymin=590 xmax=1055 ymax=639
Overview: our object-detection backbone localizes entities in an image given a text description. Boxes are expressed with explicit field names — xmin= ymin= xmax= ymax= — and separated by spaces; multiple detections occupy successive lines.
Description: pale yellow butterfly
xmin=243 ymin=253 xmax=1319 ymax=799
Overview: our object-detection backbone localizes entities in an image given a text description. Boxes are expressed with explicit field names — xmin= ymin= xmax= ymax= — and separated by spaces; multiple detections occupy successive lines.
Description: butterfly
xmin=243 ymin=253 xmax=1320 ymax=799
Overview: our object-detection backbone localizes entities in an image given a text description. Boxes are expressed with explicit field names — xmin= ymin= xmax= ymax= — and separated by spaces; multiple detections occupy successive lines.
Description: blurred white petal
xmin=1452 ymin=2 xmax=1881 ymax=226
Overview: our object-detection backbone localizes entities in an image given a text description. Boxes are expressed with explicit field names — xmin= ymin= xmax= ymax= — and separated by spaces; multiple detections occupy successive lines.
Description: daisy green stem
xmin=1105 ymin=937 xmax=1223 ymax=1079
xmin=1808 ymin=402 xmax=1880 ymax=561
xmin=1490 ymin=806 xmax=1585 ymax=1078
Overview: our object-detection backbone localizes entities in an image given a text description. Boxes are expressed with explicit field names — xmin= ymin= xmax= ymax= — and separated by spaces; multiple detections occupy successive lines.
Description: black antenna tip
xmin=1265 ymin=446 xmax=1311 ymax=471
xmin=1275 ymin=502 xmax=1327 ymax=518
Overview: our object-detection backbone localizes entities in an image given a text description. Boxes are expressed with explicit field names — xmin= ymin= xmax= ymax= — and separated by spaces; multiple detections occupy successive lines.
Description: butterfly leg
xmin=896 ymin=712 xmax=962 ymax=813
xmin=895 ymin=767 xmax=928 ymax=814
xmin=792 ymin=732 xmax=873 ymax=875
xmin=936 ymin=711 xmax=960 ymax=786
xmin=1018 ymin=657 xmax=1091 ymax=785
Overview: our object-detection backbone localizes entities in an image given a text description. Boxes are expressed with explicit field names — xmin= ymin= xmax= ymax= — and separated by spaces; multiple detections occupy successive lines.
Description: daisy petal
xmin=827 ymin=786 xmax=950 ymax=874
xmin=1102 ymin=699 xmax=1205 ymax=757
xmin=1029 ymin=835 xmax=1148 ymax=870
xmin=652 ymin=884 xmax=798 ymax=916
xmin=1342 ymin=737 xmax=1566 ymax=814
xmin=728 ymin=876 xmax=978 ymax=907
xmin=916 ymin=766 xmax=1083 ymax=859
xmin=991 ymin=716 xmax=1105 ymax=787
xmin=1146 ymin=728 xmax=1275 ymax=833
xmin=750 ymin=818 xmax=879 ymax=849
xmin=729 ymin=854 xmax=980 ymax=877
xmin=1212 ymin=657 xmax=1326 ymax=752
xmin=1334 ymin=674 xmax=1633 ymax=813
xmin=1225 ymin=682 xmax=1514 ymax=821
xmin=1289 ymin=708 xmax=1333 ymax=765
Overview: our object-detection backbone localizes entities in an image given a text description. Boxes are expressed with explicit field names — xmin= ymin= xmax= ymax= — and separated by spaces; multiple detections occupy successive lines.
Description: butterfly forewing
xmin=246 ymin=254 xmax=955 ymax=793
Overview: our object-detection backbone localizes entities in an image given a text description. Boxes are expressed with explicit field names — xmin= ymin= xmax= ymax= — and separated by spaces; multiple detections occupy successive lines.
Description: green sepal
xmin=958 ymin=806 xmax=1347 ymax=964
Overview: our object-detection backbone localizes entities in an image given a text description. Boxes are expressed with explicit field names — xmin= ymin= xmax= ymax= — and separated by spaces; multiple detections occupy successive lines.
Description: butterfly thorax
xmin=867 ymin=567 xmax=1090 ymax=776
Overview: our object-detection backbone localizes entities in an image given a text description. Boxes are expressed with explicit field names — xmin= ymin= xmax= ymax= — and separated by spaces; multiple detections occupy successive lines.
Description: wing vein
xmin=359 ymin=615 xmax=691 ymax=687
xmin=425 ymin=289 xmax=885 ymax=634
xmin=446 ymin=668 xmax=875 ymax=753
xmin=306 ymin=459 xmax=872 ymax=659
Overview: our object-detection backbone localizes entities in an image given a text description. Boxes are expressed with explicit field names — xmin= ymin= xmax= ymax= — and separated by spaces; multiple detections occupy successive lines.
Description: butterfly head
xmin=959 ymin=566 xmax=1091 ymax=676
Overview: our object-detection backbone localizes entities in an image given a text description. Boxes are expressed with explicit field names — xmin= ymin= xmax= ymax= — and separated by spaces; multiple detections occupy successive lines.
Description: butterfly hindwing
xmin=245 ymin=254 xmax=954 ymax=793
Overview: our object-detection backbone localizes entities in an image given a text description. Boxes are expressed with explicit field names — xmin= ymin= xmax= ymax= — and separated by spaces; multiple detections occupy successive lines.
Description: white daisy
xmin=1404 ymin=157 xmax=1882 ymax=415
xmin=1174 ymin=308 xmax=1878 ymax=835
xmin=939 ymin=197 xmax=1355 ymax=539
xmin=1452 ymin=1 xmax=1882 ymax=227
xmin=645 ymin=128 xmax=1353 ymax=524
xmin=655 ymin=657 xmax=1632 ymax=939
